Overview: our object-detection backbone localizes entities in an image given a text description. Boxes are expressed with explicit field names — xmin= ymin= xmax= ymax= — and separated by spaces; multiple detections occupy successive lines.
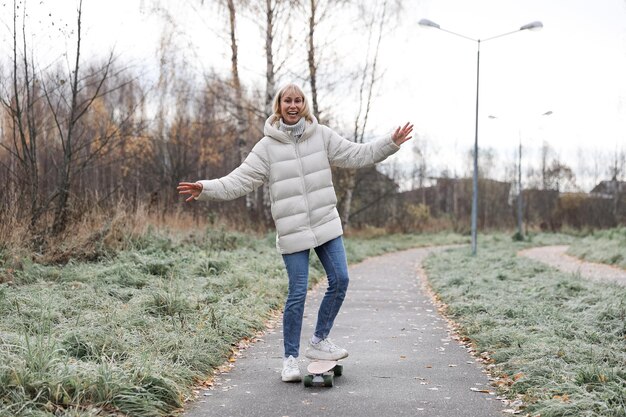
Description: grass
xmin=424 ymin=236 xmax=626 ymax=417
xmin=566 ymin=227 xmax=626 ymax=269
xmin=0 ymin=227 xmax=467 ymax=416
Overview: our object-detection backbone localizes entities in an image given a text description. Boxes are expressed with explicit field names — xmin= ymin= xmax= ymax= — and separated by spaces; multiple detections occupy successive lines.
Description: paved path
xmin=519 ymin=245 xmax=626 ymax=286
xmin=185 ymin=247 xmax=506 ymax=417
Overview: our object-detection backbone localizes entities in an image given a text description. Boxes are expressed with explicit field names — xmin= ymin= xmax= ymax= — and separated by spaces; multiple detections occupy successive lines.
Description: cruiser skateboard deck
xmin=303 ymin=360 xmax=343 ymax=387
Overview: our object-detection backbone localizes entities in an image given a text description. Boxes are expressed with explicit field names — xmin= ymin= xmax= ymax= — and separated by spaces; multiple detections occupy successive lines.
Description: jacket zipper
xmin=293 ymin=139 xmax=317 ymax=246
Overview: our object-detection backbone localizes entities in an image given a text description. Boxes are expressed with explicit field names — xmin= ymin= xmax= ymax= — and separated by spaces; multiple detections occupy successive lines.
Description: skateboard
xmin=303 ymin=360 xmax=343 ymax=387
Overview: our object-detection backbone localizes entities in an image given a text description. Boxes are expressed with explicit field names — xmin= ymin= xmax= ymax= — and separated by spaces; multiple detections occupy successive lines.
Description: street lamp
xmin=418 ymin=18 xmax=543 ymax=255
xmin=488 ymin=111 xmax=552 ymax=240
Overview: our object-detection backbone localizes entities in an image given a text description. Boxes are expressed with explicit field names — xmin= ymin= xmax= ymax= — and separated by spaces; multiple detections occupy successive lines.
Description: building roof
xmin=590 ymin=179 xmax=626 ymax=198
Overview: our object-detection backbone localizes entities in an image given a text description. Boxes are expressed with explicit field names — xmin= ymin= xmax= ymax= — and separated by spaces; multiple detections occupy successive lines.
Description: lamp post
xmin=418 ymin=19 xmax=543 ymax=255
xmin=488 ymin=111 xmax=552 ymax=240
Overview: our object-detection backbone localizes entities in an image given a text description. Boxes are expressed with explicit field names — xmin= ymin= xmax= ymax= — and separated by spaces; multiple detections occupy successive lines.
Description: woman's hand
xmin=177 ymin=182 xmax=203 ymax=202
xmin=392 ymin=122 xmax=414 ymax=146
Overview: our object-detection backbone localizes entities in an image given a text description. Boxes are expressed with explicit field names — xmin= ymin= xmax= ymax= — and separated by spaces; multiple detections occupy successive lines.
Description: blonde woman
xmin=178 ymin=84 xmax=413 ymax=382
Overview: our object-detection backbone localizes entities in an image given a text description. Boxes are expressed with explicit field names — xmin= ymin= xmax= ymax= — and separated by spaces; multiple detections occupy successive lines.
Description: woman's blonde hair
xmin=272 ymin=83 xmax=313 ymax=123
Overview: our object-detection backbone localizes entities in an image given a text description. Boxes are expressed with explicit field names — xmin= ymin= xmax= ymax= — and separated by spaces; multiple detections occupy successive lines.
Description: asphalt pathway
xmin=185 ymin=247 xmax=506 ymax=417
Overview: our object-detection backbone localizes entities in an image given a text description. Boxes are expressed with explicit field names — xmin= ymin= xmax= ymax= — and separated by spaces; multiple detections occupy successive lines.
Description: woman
xmin=178 ymin=83 xmax=413 ymax=382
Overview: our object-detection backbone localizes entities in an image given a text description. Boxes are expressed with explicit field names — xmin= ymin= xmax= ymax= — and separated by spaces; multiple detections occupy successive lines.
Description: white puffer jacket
xmin=197 ymin=115 xmax=400 ymax=254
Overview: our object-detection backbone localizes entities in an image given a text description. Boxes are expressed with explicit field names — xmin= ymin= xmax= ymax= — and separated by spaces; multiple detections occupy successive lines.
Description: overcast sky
xmin=2 ymin=0 xmax=625 ymax=190
xmin=388 ymin=0 xmax=626 ymax=188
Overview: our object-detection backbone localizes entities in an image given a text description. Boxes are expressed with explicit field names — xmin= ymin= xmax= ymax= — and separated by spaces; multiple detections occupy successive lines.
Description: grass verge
xmin=566 ymin=227 xmax=626 ymax=269
xmin=0 ymin=227 xmax=466 ymax=416
xmin=424 ymin=236 xmax=626 ymax=417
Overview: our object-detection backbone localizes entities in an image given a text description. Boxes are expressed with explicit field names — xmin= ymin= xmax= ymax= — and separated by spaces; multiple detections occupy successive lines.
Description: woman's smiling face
xmin=280 ymin=90 xmax=304 ymax=125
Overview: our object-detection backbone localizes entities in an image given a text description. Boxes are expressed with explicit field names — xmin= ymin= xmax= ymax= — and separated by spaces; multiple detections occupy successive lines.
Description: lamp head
xmin=520 ymin=21 xmax=543 ymax=31
xmin=418 ymin=19 xmax=441 ymax=29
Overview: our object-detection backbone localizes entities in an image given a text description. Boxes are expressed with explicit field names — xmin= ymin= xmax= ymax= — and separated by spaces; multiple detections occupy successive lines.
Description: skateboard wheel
xmin=323 ymin=374 xmax=334 ymax=387
xmin=303 ymin=375 xmax=314 ymax=387
xmin=333 ymin=364 xmax=343 ymax=377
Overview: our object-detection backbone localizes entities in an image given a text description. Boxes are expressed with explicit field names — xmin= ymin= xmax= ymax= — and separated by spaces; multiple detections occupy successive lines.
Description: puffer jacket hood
xmin=196 ymin=115 xmax=400 ymax=254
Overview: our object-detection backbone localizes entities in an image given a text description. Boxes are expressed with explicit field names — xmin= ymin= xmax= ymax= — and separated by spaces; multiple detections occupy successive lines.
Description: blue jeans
xmin=281 ymin=236 xmax=350 ymax=358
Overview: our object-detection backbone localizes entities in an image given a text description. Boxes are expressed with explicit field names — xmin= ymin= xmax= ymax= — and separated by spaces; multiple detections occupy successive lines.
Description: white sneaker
xmin=281 ymin=355 xmax=302 ymax=382
xmin=305 ymin=338 xmax=349 ymax=361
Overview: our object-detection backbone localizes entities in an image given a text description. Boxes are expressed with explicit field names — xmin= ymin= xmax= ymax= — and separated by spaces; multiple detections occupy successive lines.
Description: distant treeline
xmin=0 ymin=1 xmax=624 ymax=259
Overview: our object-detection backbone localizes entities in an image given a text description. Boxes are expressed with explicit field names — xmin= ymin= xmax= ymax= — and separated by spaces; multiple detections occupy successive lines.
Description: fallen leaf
xmin=470 ymin=387 xmax=494 ymax=394
xmin=199 ymin=380 xmax=214 ymax=388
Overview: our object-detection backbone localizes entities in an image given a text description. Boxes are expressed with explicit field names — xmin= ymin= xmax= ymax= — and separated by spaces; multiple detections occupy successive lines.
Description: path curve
xmin=518 ymin=245 xmax=626 ymax=286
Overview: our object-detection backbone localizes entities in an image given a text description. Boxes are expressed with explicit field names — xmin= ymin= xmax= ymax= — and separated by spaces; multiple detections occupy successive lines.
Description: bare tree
xmin=544 ymin=158 xmax=576 ymax=192
xmin=608 ymin=146 xmax=625 ymax=181
xmin=226 ymin=0 xmax=249 ymax=157
xmin=234 ymin=0 xmax=298 ymax=115
xmin=478 ymin=147 xmax=496 ymax=179
xmin=340 ymin=0 xmax=389 ymax=229
xmin=608 ymin=145 xmax=625 ymax=219
xmin=42 ymin=0 xmax=134 ymax=234
xmin=539 ymin=140 xmax=553 ymax=190
xmin=306 ymin=0 xmax=321 ymax=117
xmin=412 ymin=134 xmax=433 ymax=204
xmin=304 ymin=0 xmax=349 ymax=121
xmin=0 ymin=0 xmax=43 ymax=226
xmin=252 ymin=0 xmax=296 ymax=115
xmin=224 ymin=0 xmax=261 ymax=212
xmin=590 ymin=149 xmax=604 ymax=191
